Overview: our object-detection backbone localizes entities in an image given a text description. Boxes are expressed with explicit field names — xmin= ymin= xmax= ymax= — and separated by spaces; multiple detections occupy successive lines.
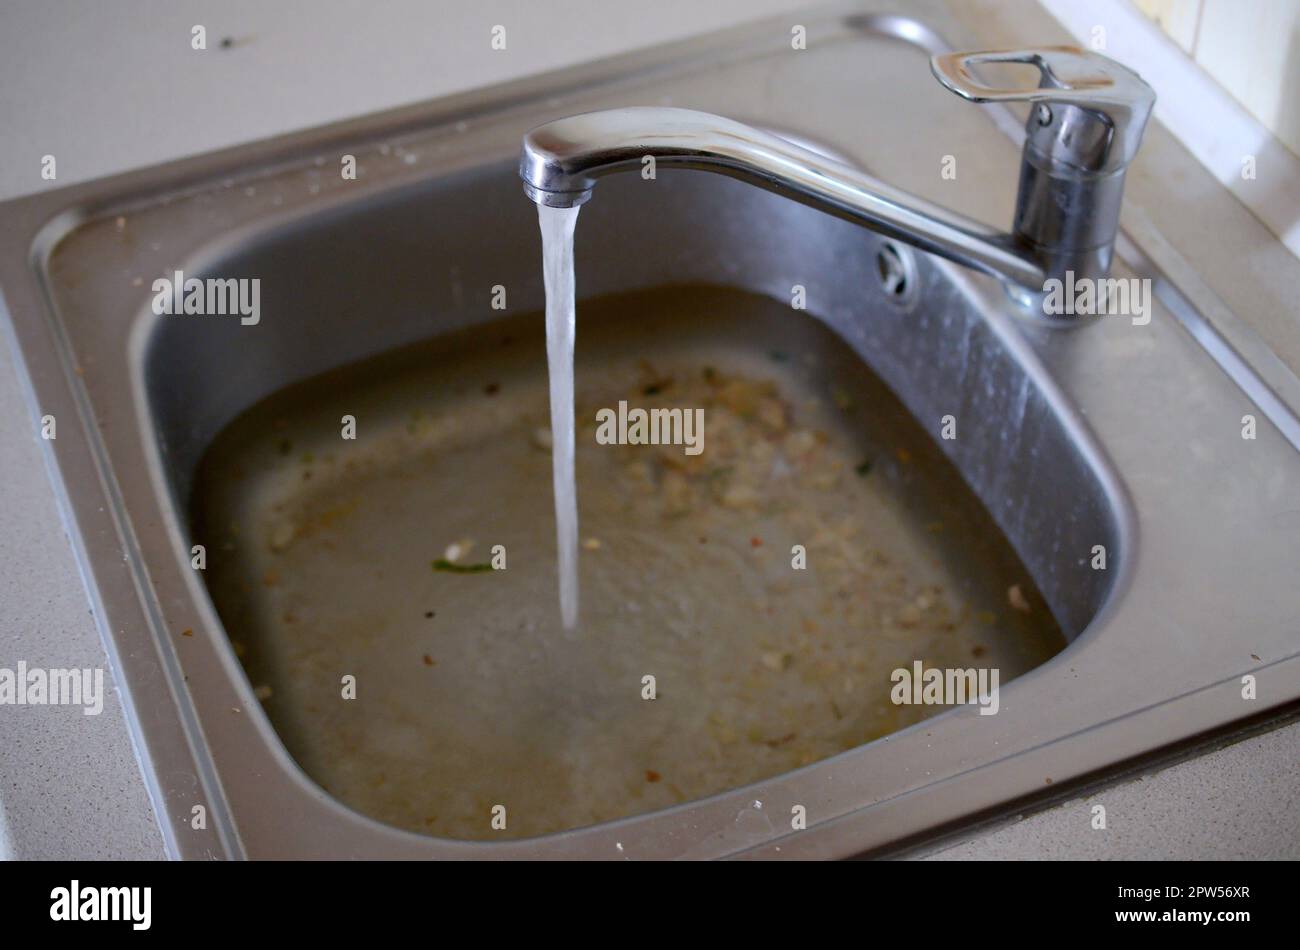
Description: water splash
xmin=538 ymin=205 xmax=581 ymax=629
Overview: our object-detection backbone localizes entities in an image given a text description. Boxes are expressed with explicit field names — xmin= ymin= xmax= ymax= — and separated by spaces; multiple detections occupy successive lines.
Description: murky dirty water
xmin=191 ymin=285 xmax=1065 ymax=841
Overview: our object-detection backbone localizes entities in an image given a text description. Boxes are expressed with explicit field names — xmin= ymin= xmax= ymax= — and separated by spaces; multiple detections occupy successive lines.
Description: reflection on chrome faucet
xmin=520 ymin=46 xmax=1155 ymax=313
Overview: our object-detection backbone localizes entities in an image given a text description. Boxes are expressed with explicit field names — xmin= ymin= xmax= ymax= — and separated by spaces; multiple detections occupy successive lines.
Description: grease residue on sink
xmin=191 ymin=285 xmax=1064 ymax=840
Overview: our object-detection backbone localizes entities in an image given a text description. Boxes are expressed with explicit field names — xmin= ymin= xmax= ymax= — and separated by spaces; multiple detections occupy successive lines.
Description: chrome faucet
xmin=520 ymin=46 xmax=1155 ymax=310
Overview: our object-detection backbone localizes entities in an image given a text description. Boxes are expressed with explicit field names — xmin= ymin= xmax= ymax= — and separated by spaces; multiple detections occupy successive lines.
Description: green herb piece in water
xmin=431 ymin=559 xmax=494 ymax=574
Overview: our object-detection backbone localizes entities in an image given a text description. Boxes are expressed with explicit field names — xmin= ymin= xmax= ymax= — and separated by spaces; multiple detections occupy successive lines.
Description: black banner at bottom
xmin=0 ymin=858 xmax=1285 ymax=936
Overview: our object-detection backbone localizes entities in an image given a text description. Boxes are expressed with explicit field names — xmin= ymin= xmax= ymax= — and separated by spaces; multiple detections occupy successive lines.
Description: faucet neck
xmin=519 ymin=51 xmax=1155 ymax=314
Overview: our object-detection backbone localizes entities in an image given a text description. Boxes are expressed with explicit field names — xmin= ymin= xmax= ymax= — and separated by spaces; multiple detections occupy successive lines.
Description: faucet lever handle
xmin=930 ymin=46 xmax=1155 ymax=172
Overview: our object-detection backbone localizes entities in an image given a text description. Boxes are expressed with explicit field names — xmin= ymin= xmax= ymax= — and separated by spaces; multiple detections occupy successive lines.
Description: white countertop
xmin=0 ymin=0 xmax=1295 ymax=860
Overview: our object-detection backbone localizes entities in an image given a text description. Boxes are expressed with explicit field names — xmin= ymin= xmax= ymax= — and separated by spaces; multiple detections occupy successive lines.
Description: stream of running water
xmin=538 ymin=204 xmax=581 ymax=630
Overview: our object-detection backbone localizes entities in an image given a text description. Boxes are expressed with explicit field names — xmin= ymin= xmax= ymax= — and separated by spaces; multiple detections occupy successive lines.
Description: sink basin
xmin=187 ymin=281 xmax=1070 ymax=840
xmin=2 ymin=4 xmax=1297 ymax=858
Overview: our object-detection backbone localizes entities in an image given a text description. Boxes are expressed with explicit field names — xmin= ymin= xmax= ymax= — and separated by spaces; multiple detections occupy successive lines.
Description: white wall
xmin=1133 ymin=0 xmax=1300 ymax=159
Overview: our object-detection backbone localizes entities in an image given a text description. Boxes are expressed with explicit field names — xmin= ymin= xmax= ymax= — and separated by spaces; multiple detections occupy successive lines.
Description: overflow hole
xmin=876 ymin=242 xmax=912 ymax=302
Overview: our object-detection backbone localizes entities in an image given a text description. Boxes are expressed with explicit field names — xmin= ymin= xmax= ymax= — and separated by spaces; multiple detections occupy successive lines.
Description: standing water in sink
xmin=538 ymin=205 xmax=581 ymax=629
xmin=191 ymin=285 xmax=1067 ymax=840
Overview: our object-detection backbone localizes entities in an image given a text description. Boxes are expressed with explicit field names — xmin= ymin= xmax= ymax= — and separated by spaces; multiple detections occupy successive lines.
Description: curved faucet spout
xmin=520 ymin=106 xmax=1046 ymax=292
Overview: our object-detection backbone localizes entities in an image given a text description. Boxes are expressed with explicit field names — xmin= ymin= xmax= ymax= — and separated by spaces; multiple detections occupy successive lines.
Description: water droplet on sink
xmin=734 ymin=799 xmax=772 ymax=836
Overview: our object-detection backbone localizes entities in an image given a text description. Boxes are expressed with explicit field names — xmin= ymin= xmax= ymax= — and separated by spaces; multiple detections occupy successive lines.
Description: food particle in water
xmin=269 ymin=520 xmax=295 ymax=551
xmin=721 ymin=483 xmax=761 ymax=509
xmin=443 ymin=538 xmax=475 ymax=562
xmin=661 ymin=469 xmax=694 ymax=516
xmin=757 ymin=397 xmax=786 ymax=432
xmin=1008 ymin=584 xmax=1031 ymax=613
xmin=761 ymin=651 xmax=793 ymax=671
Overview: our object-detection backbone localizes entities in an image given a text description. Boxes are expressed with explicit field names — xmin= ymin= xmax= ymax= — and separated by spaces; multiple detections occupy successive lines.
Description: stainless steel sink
xmin=2 ymin=2 xmax=1297 ymax=859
